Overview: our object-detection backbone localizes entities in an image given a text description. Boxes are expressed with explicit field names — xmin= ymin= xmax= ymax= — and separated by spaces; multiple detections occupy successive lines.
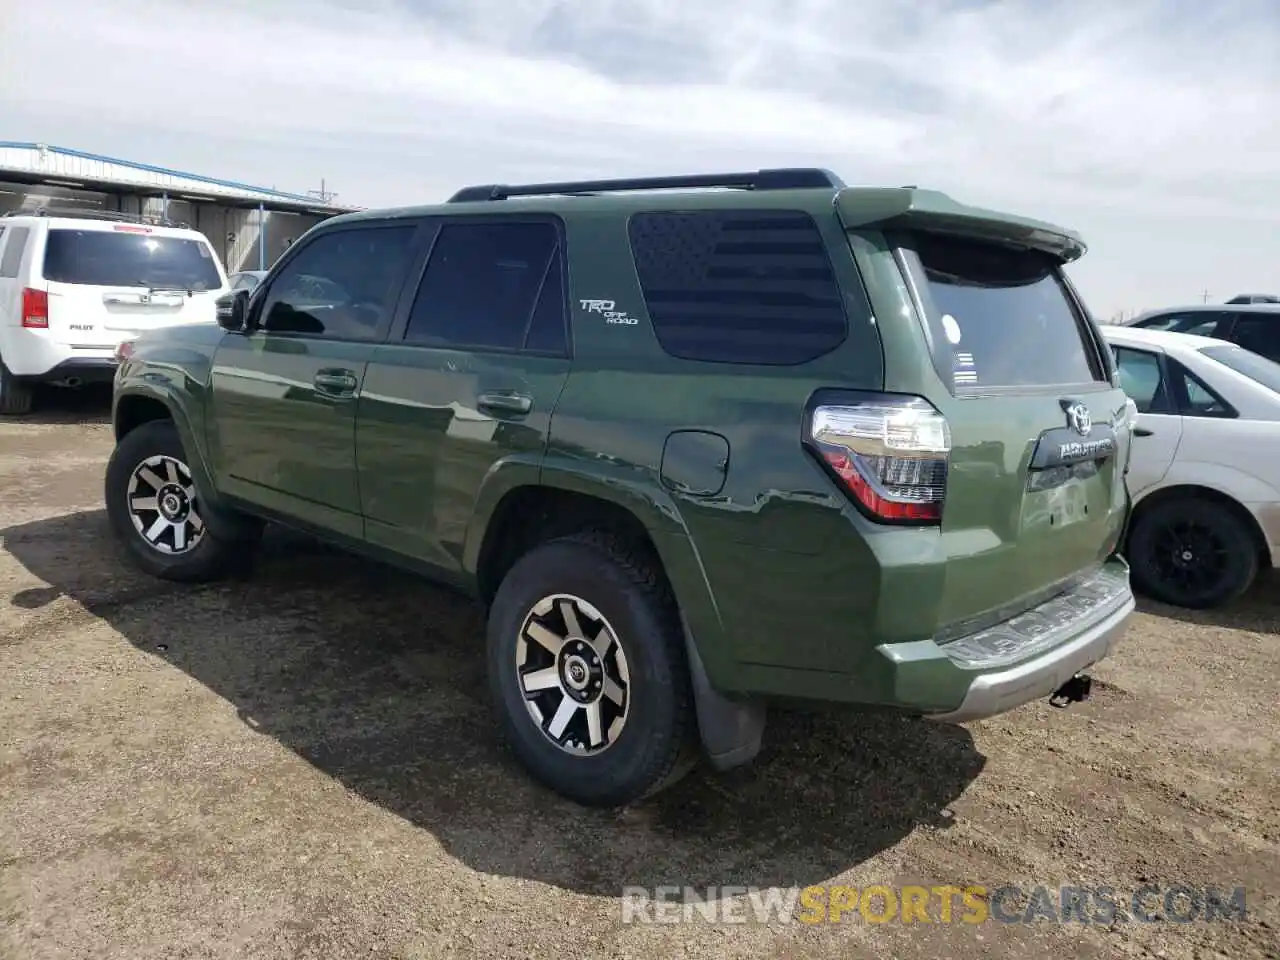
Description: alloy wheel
xmin=515 ymin=593 xmax=631 ymax=756
xmin=127 ymin=454 xmax=206 ymax=555
xmin=1149 ymin=518 xmax=1229 ymax=600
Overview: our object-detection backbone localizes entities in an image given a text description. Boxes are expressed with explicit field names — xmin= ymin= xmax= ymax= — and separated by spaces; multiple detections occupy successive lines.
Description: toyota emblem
xmin=1065 ymin=401 xmax=1092 ymax=436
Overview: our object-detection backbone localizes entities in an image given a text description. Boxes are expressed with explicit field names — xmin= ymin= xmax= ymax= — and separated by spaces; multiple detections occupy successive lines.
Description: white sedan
xmin=1103 ymin=325 xmax=1280 ymax=608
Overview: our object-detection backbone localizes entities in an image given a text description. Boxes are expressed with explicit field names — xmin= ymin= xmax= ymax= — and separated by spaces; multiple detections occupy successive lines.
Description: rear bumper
xmin=872 ymin=559 xmax=1134 ymax=721
xmin=13 ymin=357 xmax=118 ymax=384
xmin=924 ymin=592 xmax=1132 ymax=722
xmin=0 ymin=327 xmax=117 ymax=380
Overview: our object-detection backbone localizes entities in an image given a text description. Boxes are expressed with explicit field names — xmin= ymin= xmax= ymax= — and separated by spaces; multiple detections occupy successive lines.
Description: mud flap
xmin=681 ymin=616 xmax=766 ymax=771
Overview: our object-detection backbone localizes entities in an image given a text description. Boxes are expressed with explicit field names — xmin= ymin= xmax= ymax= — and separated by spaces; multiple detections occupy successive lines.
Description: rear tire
xmin=105 ymin=419 xmax=258 ymax=582
xmin=1127 ymin=496 xmax=1258 ymax=609
xmin=486 ymin=529 xmax=697 ymax=807
xmin=0 ymin=360 xmax=33 ymax=416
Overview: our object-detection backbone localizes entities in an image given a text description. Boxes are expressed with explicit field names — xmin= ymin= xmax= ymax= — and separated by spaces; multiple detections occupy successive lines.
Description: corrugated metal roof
xmin=0 ymin=142 xmax=360 ymax=214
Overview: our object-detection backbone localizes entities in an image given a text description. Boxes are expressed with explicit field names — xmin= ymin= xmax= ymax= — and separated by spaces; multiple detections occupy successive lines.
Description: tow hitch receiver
xmin=1049 ymin=673 xmax=1093 ymax=708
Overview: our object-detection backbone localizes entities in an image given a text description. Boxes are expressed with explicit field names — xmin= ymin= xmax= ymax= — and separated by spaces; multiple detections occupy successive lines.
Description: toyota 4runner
xmin=105 ymin=168 xmax=1137 ymax=807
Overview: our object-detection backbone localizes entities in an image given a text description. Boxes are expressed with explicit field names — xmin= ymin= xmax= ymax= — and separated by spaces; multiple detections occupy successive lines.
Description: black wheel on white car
xmin=486 ymin=530 xmax=696 ymax=807
xmin=0 ymin=360 xmax=33 ymax=416
xmin=104 ymin=419 xmax=257 ymax=581
xmin=1127 ymin=497 xmax=1258 ymax=609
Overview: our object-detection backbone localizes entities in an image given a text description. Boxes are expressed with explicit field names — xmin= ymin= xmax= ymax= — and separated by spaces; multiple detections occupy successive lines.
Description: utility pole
xmin=1202 ymin=289 xmax=1210 ymax=303
xmin=307 ymin=179 xmax=337 ymax=204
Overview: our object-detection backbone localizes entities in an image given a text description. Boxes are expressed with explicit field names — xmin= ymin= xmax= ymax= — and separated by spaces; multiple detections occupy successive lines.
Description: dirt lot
xmin=1 ymin=389 xmax=1277 ymax=960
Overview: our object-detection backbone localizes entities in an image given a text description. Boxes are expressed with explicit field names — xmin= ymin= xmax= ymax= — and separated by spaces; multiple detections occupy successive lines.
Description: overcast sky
xmin=2 ymin=0 xmax=1277 ymax=318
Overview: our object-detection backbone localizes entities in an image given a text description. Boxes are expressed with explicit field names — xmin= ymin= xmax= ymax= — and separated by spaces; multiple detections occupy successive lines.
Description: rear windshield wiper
xmin=136 ymin=281 xmax=195 ymax=295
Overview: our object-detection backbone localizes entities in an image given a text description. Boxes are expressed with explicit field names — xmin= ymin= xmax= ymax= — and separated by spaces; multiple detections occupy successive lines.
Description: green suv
xmin=105 ymin=168 xmax=1137 ymax=807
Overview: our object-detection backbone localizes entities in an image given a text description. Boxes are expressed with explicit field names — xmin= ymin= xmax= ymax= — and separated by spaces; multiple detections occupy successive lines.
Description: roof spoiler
xmin=834 ymin=187 xmax=1086 ymax=262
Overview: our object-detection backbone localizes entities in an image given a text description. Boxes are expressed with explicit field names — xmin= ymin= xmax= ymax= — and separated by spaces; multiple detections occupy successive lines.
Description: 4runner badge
xmin=579 ymin=299 xmax=638 ymax=326
xmin=1063 ymin=401 xmax=1092 ymax=436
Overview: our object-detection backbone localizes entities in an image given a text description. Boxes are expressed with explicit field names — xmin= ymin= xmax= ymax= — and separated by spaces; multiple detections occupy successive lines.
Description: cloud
xmin=1 ymin=0 xmax=1277 ymax=314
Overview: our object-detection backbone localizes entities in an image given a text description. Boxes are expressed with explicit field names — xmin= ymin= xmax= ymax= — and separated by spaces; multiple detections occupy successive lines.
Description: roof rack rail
xmin=0 ymin=207 xmax=189 ymax=228
xmin=447 ymin=168 xmax=845 ymax=203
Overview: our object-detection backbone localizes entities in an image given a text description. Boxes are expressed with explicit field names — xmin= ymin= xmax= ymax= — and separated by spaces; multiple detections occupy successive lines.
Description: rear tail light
xmin=114 ymin=340 xmax=135 ymax=362
xmin=21 ymin=287 xmax=48 ymax=328
xmin=806 ymin=394 xmax=951 ymax=524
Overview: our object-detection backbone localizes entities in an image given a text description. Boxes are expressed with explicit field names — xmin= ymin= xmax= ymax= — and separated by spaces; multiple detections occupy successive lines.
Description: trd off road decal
xmin=580 ymin=299 xmax=639 ymax=326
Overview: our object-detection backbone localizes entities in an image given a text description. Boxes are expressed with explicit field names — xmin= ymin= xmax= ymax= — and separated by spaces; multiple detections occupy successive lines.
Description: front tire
xmin=104 ymin=419 xmax=257 ymax=581
xmin=1127 ymin=497 xmax=1258 ymax=609
xmin=486 ymin=530 xmax=696 ymax=807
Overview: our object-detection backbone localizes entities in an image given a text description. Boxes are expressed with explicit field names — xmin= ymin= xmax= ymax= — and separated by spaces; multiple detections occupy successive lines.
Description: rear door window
xmin=402 ymin=220 xmax=567 ymax=354
xmin=42 ymin=228 xmax=223 ymax=290
xmin=899 ymin=232 xmax=1105 ymax=391
xmin=1171 ymin=363 xmax=1235 ymax=418
xmin=0 ymin=226 xmax=28 ymax=278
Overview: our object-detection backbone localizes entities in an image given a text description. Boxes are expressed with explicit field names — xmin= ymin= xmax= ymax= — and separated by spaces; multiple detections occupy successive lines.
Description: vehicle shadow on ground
xmin=1136 ymin=568 xmax=1280 ymax=633
xmin=11 ymin=384 xmax=113 ymax=425
xmin=1 ymin=509 xmax=986 ymax=894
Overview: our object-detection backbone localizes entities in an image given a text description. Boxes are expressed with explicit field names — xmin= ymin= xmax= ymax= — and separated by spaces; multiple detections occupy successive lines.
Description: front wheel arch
xmin=111 ymin=388 xmax=260 ymax=543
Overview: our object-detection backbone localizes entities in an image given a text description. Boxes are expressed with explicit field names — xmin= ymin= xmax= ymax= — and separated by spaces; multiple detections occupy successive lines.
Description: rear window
xmin=1200 ymin=343 xmax=1280 ymax=395
xmin=41 ymin=228 xmax=223 ymax=290
xmin=900 ymin=232 xmax=1104 ymax=391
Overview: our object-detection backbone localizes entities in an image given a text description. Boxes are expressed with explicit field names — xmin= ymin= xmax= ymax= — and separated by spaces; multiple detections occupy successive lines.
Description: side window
xmin=628 ymin=209 xmax=846 ymax=365
xmin=1228 ymin=315 xmax=1280 ymax=361
xmin=0 ymin=226 xmax=30 ymax=278
xmin=1136 ymin=312 xmax=1222 ymax=336
xmin=403 ymin=220 xmax=565 ymax=353
xmin=1112 ymin=346 xmax=1174 ymax=414
xmin=259 ymin=226 xmax=415 ymax=340
xmin=1176 ymin=314 xmax=1227 ymax=337
xmin=1173 ymin=364 xmax=1235 ymax=418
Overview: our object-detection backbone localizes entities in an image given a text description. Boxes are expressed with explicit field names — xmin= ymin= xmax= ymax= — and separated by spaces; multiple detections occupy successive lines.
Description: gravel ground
xmin=1 ymin=388 xmax=1277 ymax=960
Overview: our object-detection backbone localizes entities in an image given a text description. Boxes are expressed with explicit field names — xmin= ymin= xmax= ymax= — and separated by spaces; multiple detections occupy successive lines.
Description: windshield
xmin=899 ymin=231 xmax=1105 ymax=391
xmin=1200 ymin=344 xmax=1280 ymax=395
xmin=42 ymin=229 xmax=223 ymax=290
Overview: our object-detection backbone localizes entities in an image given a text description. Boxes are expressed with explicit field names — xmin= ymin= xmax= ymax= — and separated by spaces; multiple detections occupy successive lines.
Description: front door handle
xmin=314 ymin=368 xmax=358 ymax=397
xmin=477 ymin=392 xmax=533 ymax=415
xmin=1133 ymin=426 xmax=1154 ymax=437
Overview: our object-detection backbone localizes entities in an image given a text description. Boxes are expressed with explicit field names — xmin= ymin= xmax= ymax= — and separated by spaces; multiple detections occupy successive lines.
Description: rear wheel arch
xmin=475 ymin=485 xmax=668 ymax=608
xmin=473 ymin=482 xmax=766 ymax=774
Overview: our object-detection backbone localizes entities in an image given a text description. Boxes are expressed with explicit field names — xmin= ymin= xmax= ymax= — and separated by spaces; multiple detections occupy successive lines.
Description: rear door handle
xmin=1133 ymin=426 xmax=1154 ymax=437
xmin=314 ymin=368 xmax=358 ymax=397
xmin=477 ymin=392 xmax=533 ymax=415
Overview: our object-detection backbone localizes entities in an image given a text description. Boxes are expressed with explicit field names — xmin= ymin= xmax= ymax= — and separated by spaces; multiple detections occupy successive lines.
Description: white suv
xmin=0 ymin=209 xmax=229 ymax=414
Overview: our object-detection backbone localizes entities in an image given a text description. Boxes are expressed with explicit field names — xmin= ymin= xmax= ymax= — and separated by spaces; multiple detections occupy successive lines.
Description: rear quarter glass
xmin=893 ymin=230 xmax=1110 ymax=393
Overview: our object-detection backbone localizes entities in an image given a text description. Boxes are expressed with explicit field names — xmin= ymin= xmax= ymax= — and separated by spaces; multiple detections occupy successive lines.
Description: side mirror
xmin=216 ymin=289 xmax=252 ymax=333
